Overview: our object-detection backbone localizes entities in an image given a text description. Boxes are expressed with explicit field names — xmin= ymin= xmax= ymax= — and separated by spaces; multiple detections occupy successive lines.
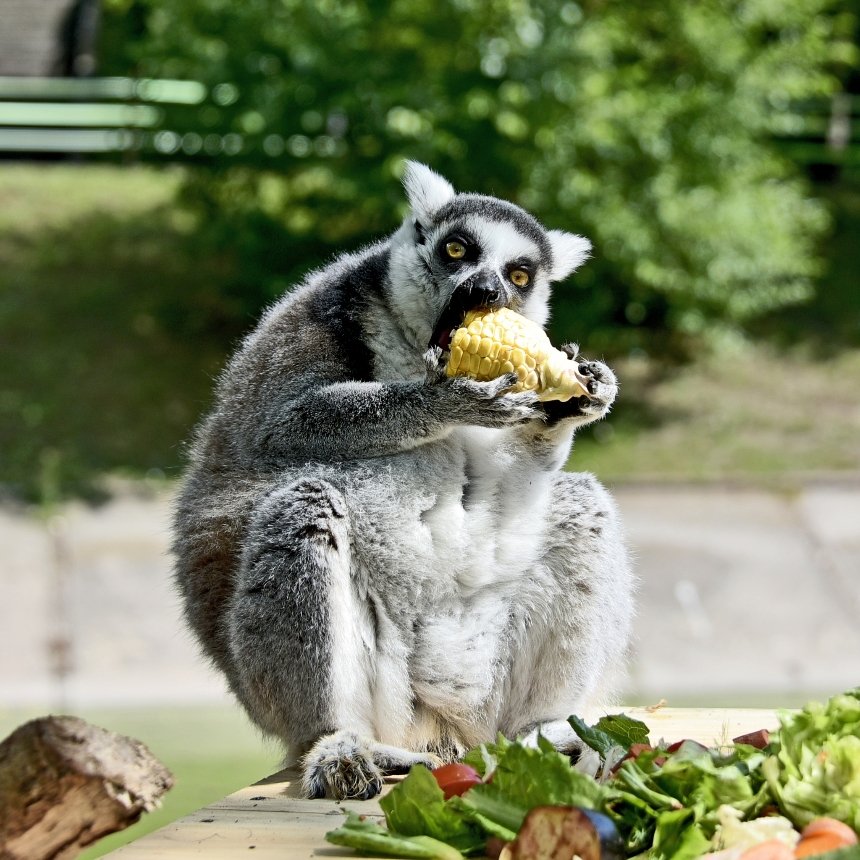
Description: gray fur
xmin=173 ymin=162 xmax=635 ymax=800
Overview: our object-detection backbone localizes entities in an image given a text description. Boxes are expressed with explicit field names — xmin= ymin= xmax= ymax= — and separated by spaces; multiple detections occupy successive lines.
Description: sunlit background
xmin=1 ymin=0 xmax=859 ymax=854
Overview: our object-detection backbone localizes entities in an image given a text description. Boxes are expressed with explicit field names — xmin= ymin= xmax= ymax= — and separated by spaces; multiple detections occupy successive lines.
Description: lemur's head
xmin=388 ymin=161 xmax=591 ymax=352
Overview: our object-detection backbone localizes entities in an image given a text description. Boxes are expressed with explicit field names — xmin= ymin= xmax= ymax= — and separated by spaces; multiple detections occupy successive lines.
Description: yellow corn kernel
xmin=445 ymin=307 xmax=590 ymax=402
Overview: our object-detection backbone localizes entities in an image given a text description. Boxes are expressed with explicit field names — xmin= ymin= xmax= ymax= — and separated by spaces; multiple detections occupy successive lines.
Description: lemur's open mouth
xmin=430 ymin=302 xmax=467 ymax=352
xmin=430 ymin=285 xmax=502 ymax=352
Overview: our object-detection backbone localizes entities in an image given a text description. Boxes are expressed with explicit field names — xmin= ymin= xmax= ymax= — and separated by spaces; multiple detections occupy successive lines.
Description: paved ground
xmin=1 ymin=478 xmax=858 ymax=710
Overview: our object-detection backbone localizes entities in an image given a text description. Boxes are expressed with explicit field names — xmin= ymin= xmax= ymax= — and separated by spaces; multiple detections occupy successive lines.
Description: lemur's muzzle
xmin=430 ymin=273 xmax=510 ymax=351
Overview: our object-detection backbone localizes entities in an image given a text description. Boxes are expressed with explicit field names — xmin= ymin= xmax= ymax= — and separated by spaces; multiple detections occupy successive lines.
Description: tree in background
xmin=102 ymin=0 xmax=856 ymax=353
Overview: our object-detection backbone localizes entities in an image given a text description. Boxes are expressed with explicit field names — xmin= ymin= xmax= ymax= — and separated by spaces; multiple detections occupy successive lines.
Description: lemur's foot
xmin=302 ymin=731 xmax=382 ymax=799
xmin=301 ymin=731 xmax=440 ymax=799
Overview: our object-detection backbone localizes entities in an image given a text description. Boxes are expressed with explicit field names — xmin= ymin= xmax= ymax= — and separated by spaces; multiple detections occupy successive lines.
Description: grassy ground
xmin=0 ymin=704 xmax=275 ymax=858
xmin=2 ymin=163 xmax=858 ymax=503
xmin=0 ymin=164 xmax=241 ymax=502
xmin=571 ymin=345 xmax=860 ymax=482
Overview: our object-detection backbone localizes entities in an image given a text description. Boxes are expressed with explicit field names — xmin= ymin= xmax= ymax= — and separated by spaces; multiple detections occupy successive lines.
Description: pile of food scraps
xmin=326 ymin=689 xmax=860 ymax=860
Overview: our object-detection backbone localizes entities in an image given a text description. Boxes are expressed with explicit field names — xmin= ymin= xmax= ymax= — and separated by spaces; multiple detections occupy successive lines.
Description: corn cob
xmin=445 ymin=307 xmax=591 ymax=402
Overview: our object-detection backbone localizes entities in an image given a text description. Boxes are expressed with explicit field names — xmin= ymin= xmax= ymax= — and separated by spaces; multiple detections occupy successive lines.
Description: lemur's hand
xmin=423 ymin=347 xmax=540 ymax=428
xmin=542 ymin=346 xmax=618 ymax=426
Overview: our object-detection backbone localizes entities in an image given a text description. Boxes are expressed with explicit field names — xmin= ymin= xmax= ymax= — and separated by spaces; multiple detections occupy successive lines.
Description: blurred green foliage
xmin=0 ymin=166 xmax=229 ymax=503
xmin=100 ymin=0 xmax=858 ymax=353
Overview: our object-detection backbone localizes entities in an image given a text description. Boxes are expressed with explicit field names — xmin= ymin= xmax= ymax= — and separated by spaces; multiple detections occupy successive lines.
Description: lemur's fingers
xmin=423 ymin=346 xmax=447 ymax=382
xmin=451 ymin=372 xmax=519 ymax=400
xmin=560 ymin=342 xmax=580 ymax=361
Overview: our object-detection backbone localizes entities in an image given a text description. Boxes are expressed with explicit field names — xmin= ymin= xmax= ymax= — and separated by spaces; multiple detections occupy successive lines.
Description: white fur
xmin=402 ymin=161 xmax=455 ymax=225
xmin=547 ymin=229 xmax=592 ymax=280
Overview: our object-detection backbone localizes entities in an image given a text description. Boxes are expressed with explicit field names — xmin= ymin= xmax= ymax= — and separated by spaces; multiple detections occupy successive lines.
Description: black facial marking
xmin=507 ymin=261 xmax=535 ymax=290
xmin=436 ymin=231 xmax=480 ymax=265
xmin=434 ymin=194 xmax=553 ymax=269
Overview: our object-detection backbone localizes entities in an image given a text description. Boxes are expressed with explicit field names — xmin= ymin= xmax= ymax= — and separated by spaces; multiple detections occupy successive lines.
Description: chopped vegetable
xmin=733 ymin=731 xmax=771 ymax=751
xmin=795 ymin=834 xmax=855 ymax=857
xmin=505 ymin=806 xmax=601 ymax=860
xmin=764 ymin=689 xmax=860 ymax=832
xmin=800 ymin=819 xmax=858 ymax=846
xmin=431 ymin=763 xmax=482 ymax=800
xmin=326 ymin=812 xmax=467 ymax=860
xmin=324 ymin=690 xmax=860 ymax=860
xmin=739 ymin=838 xmax=795 ymax=860
xmin=378 ymin=764 xmax=485 ymax=854
xmin=711 ymin=805 xmax=799 ymax=853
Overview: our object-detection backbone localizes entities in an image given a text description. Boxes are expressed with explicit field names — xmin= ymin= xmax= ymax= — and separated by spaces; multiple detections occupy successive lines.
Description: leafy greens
xmin=326 ymin=689 xmax=860 ymax=859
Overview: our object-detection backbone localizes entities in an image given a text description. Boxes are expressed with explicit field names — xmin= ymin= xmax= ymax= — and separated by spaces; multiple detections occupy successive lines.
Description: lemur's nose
xmin=465 ymin=271 xmax=508 ymax=309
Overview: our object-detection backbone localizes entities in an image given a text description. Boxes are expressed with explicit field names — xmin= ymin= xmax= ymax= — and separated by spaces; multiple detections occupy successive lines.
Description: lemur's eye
xmin=510 ymin=269 xmax=530 ymax=288
xmin=445 ymin=240 xmax=467 ymax=260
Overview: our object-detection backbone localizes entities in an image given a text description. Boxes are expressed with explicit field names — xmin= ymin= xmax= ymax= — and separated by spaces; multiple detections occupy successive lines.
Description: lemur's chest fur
xmin=364 ymin=318 xmax=555 ymax=594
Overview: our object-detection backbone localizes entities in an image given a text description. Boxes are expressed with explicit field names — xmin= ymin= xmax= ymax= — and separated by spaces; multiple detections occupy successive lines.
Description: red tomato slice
xmin=431 ymin=763 xmax=481 ymax=800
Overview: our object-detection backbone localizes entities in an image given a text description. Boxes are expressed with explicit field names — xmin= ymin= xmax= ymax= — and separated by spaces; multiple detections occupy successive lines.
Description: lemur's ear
xmin=403 ymin=161 xmax=455 ymax=226
xmin=547 ymin=230 xmax=592 ymax=281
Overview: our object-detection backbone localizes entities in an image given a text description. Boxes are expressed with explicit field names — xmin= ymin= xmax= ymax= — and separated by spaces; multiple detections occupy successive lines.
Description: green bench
xmin=0 ymin=76 xmax=205 ymax=154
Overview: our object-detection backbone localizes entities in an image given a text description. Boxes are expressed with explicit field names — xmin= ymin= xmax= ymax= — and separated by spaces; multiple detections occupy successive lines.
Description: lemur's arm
xmin=225 ymin=367 xmax=539 ymax=465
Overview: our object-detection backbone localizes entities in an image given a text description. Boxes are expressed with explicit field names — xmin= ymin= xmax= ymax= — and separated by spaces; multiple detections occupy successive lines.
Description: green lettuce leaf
xmin=569 ymin=713 xmax=652 ymax=758
xmin=462 ymin=733 xmax=511 ymax=778
xmin=457 ymin=739 xmax=604 ymax=834
xmin=766 ymin=688 xmax=860 ymax=831
xmin=326 ymin=811 xmax=466 ymax=860
xmin=650 ymin=808 xmax=711 ymax=860
xmin=379 ymin=765 xmax=484 ymax=854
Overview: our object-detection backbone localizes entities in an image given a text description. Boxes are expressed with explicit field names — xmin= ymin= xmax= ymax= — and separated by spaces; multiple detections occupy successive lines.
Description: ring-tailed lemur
xmin=173 ymin=163 xmax=634 ymax=800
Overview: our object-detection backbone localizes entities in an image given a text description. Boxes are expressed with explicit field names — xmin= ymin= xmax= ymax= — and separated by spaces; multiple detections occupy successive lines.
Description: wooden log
xmin=0 ymin=715 xmax=173 ymax=860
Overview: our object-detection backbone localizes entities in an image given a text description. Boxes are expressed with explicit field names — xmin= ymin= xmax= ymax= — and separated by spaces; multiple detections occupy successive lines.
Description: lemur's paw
xmin=301 ymin=731 xmax=383 ymax=800
xmin=451 ymin=375 xmax=541 ymax=427
xmin=576 ymin=359 xmax=617 ymax=415
xmin=543 ymin=355 xmax=617 ymax=426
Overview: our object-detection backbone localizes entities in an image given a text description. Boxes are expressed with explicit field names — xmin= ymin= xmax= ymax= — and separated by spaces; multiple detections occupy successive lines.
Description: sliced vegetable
xmin=739 ymin=838 xmax=795 ymax=860
xmin=796 ymin=834 xmax=855 ymax=858
xmin=506 ymin=806 xmax=600 ymax=860
xmin=431 ymin=763 xmax=482 ymax=800
xmin=325 ymin=812 xmax=466 ymax=860
xmin=801 ymin=819 xmax=858 ymax=846
xmin=581 ymin=808 xmax=626 ymax=860
xmin=733 ymin=730 xmax=771 ymax=750
xmin=711 ymin=804 xmax=800 ymax=853
xmin=569 ymin=713 xmax=651 ymax=760
xmin=379 ymin=764 xmax=485 ymax=854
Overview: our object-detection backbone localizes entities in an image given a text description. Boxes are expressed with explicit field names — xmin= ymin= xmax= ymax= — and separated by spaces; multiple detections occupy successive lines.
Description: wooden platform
xmin=106 ymin=707 xmax=782 ymax=859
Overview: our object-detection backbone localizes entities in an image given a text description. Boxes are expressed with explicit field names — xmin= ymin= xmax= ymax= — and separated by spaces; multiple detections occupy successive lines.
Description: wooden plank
xmin=612 ymin=706 xmax=780 ymax=747
xmin=106 ymin=708 xmax=782 ymax=859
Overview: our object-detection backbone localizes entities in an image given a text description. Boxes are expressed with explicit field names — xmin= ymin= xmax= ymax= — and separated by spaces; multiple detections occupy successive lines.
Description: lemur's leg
xmin=504 ymin=471 xmax=635 ymax=755
xmin=228 ymin=477 xmax=435 ymax=799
